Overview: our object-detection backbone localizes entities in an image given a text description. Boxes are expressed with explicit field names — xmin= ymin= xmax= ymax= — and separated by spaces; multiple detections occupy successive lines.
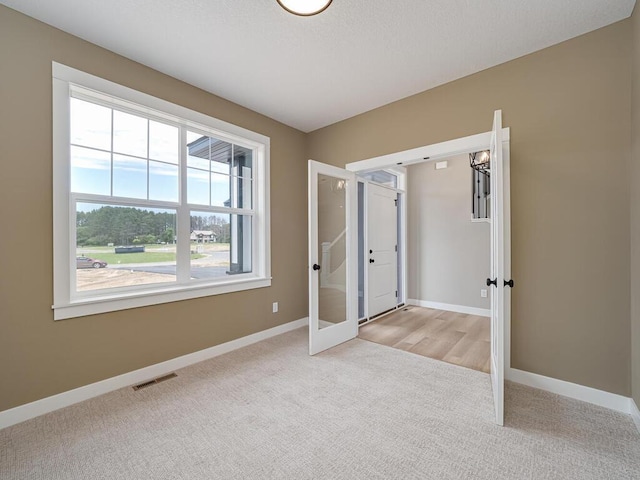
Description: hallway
xmin=359 ymin=306 xmax=491 ymax=373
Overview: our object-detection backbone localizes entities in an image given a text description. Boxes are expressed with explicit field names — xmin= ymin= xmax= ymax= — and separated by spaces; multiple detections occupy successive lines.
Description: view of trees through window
xmin=69 ymin=95 xmax=255 ymax=293
xmin=75 ymin=203 xmax=243 ymax=292
xmin=77 ymin=205 xmax=177 ymax=246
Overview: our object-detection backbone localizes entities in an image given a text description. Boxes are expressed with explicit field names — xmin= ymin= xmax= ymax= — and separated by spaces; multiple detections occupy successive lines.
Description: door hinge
xmin=395 ymin=245 xmax=397 ymax=252
xmin=395 ymin=290 xmax=398 ymax=297
xmin=394 ymin=199 xmax=398 ymax=206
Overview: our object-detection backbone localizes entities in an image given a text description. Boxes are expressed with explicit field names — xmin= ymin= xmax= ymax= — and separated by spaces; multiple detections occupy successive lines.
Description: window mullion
xmin=110 ymin=108 xmax=114 ymax=196
xmin=176 ymin=127 xmax=191 ymax=283
xmin=185 ymin=205 xmax=254 ymax=216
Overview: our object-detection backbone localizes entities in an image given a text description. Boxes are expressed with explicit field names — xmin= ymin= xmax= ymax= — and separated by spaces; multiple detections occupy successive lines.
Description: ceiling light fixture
xmin=469 ymin=150 xmax=491 ymax=173
xmin=277 ymin=0 xmax=333 ymax=16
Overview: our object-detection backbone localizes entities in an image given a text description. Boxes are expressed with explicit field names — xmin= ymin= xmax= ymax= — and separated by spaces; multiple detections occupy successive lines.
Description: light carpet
xmin=1 ymin=328 xmax=639 ymax=479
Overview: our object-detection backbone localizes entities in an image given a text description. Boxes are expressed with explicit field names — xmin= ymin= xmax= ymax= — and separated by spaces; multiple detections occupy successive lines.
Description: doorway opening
xmin=308 ymin=110 xmax=510 ymax=425
xmin=357 ymin=151 xmax=492 ymax=374
xmin=356 ymin=168 xmax=406 ymax=324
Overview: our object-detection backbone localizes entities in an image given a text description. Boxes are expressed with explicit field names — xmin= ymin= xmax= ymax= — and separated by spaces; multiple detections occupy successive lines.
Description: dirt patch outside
xmin=77 ymin=268 xmax=175 ymax=291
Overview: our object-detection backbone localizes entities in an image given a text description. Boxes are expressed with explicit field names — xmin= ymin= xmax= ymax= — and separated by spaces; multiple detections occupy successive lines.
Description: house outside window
xmin=52 ymin=63 xmax=270 ymax=320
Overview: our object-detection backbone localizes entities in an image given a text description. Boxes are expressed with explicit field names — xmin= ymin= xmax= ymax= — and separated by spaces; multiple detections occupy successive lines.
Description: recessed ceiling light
xmin=277 ymin=0 xmax=333 ymax=16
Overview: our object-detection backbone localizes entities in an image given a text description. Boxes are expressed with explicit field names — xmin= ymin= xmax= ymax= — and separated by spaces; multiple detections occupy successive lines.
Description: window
xmin=360 ymin=170 xmax=398 ymax=188
xmin=471 ymin=169 xmax=490 ymax=220
xmin=53 ymin=64 xmax=270 ymax=320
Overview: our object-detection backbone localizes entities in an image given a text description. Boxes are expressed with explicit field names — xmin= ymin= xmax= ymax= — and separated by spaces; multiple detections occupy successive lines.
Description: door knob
xmin=313 ymin=264 xmax=321 ymax=271
xmin=504 ymin=279 xmax=514 ymax=288
xmin=369 ymin=259 xmax=375 ymax=263
xmin=486 ymin=278 xmax=497 ymax=287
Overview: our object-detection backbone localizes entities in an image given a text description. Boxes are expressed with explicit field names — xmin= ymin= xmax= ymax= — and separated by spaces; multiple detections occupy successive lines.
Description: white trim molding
xmin=507 ymin=368 xmax=632 ymax=415
xmin=0 ymin=318 xmax=307 ymax=430
xmin=407 ymin=299 xmax=490 ymax=317
xmin=631 ymin=399 xmax=640 ymax=434
xmin=345 ymin=128 xmax=510 ymax=173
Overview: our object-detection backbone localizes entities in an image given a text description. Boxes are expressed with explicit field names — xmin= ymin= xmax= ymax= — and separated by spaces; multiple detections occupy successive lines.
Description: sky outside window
xmin=70 ymin=98 xmax=253 ymax=208
xmin=70 ymin=98 xmax=180 ymax=202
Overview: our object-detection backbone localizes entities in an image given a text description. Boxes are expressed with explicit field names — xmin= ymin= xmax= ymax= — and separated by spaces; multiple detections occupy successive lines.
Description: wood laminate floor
xmin=358 ymin=306 xmax=491 ymax=373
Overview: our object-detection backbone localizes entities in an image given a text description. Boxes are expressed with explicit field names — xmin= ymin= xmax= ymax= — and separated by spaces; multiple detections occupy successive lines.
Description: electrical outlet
xmin=272 ymin=302 xmax=279 ymax=313
xmin=481 ymin=289 xmax=488 ymax=298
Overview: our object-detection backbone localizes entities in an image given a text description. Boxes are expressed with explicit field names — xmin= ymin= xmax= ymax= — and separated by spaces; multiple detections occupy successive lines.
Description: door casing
xmin=346 ymin=127 xmax=511 ymax=374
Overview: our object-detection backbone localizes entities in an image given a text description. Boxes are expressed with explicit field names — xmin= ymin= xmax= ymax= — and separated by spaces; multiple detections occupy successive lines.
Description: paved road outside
xmin=111 ymin=264 xmax=229 ymax=279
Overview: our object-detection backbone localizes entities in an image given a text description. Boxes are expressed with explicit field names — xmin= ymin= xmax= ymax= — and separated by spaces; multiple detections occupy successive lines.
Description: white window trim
xmin=52 ymin=62 xmax=271 ymax=320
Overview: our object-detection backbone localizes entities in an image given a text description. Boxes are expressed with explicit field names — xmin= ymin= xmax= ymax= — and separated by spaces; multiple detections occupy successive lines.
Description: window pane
xmin=211 ymin=173 xmax=231 ymax=207
xmin=113 ymin=154 xmax=147 ymax=199
xmin=186 ymin=132 xmax=232 ymax=174
xmin=190 ymin=212 xmax=230 ymax=279
xmin=187 ymin=168 xmax=209 ymax=205
xmin=361 ymin=170 xmax=397 ymax=188
xmin=186 ymin=133 xmax=210 ymax=169
xmin=233 ymin=145 xmax=253 ymax=179
xmin=70 ymin=146 xmax=111 ymax=195
xmin=70 ymin=98 xmax=112 ymax=151
xmin=188 ymin=153 xmax=210 ymax=171
xmin=189 ymin=212 xmax=252 ymax=279
xmin=230 ymin=176 xmax=252 ymax=209
xmin=149 ymin=160 xmax=178 ymax=202
xmin=76 ymin=203 xmax=177 ymax=292
xmin=113 ymin=110 xmax=148 ymax=158
xmin=210 ymin=139 xmax=232 ymax=174
xmin=187 ymin=155 xmax=209 ymax=172
xmin=149 ymin=121 xmax=178 ymax=164
xmin=186 ymin=131 xmax=203 ymax=144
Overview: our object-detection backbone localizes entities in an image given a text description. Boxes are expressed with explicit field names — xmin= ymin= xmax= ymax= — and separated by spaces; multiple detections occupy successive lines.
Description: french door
xmin=308 ymin=160 xmax=358 ymax=355
xmin=489 ymin=110 xmax=506 ymax=426
xmin=308 ymin=111 xmax=509 ymax=427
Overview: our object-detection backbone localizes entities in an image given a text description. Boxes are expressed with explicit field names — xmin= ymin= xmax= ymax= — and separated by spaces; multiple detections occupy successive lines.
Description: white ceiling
xmin=1 ymin=0 xmax=635 ymax=132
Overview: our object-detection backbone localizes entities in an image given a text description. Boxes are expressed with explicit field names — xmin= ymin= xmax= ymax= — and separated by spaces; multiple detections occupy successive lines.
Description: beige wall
xmin=0 ymin=6 xmax=308 ymax=412
xmin=0 ymin=4 xmax=636 ymax=413
xmin=631 ymin=6 xmax=640 ymax=409
xmin=308 ymin=21 xmax=632 ymax=396
xmin=407 ymin=155 xmax=490 ymax=310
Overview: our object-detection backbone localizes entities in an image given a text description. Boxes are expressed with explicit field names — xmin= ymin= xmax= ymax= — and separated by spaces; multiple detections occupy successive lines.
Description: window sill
xmin=52 ymin=277 xmax=272 ymax=320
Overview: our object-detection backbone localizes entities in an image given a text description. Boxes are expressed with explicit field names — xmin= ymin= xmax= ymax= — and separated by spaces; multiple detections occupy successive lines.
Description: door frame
xmin=346 ymin=128 xmax=512 ymax=371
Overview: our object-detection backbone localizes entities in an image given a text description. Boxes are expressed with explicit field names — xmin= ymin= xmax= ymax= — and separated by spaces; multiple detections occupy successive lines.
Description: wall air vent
xmin=132 ymin=373 xmax=177 ymax=391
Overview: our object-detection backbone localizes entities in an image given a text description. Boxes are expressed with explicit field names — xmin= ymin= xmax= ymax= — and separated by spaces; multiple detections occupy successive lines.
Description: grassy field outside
xmin=76 ymin=243 xmax=228 ymax=265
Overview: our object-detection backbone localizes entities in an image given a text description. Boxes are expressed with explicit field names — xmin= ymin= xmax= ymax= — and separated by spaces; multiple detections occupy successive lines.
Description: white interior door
xmin=367 ymin=183 xmax=398 ymax=317
xmin=308 ymin=160 xmax=358 ymax=355
xmin=489 ymin=110 xmax=505 ymax=426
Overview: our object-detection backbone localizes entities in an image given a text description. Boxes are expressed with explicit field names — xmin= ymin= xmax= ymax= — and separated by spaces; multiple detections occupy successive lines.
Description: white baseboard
xmin=631 ymin=399 xmax=640 ymax=434
xmin=507 ymin=368 xmax=632 ymax=415
xmin=407 ymin=299 xmax=490 ymax=317
xmin=0 ymin=317 xmax=307 ymax=431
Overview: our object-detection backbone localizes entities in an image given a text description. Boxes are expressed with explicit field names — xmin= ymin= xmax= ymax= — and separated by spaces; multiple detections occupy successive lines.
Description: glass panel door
xmin=308 ymin=161 xmax=357 ymax=355
xmin=317 ymin=173 xmax=348 ymax=329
